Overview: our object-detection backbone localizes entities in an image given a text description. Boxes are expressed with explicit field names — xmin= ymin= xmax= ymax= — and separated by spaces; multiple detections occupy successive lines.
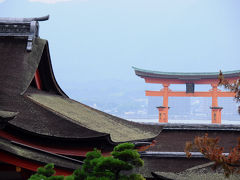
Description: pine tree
xmin=28 ymin=143 xmax=145 ymax=180
xmin=74 ymin=143 xmax=145 ymax=180
xmin=28 ymin=163 xmax=64 ymax=180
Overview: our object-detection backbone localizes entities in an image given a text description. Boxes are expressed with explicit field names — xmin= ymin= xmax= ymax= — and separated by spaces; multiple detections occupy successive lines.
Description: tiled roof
xmin=27 ymin=93 xmax=159 ymax=142
xmin=0 ymin=37 xmax=161 ymax=143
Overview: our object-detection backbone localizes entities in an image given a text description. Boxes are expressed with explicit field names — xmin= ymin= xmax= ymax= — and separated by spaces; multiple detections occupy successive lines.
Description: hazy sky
xmin=1 ymin=0 xmax=240 ymax=90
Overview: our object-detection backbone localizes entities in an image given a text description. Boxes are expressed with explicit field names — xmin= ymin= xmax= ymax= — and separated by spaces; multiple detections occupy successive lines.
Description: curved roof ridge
xmin=132 ymin=66 xmax=240 ymax=76
xmin=26 ymin=92 xmax=160 ymax=143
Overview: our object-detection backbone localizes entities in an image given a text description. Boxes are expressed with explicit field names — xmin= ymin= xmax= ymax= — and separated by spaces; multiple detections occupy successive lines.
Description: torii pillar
xmin=156 ymin=84 xmax=169 ymax=123
xmin=156 ymin=83 xmax=223 ymax=124
xmin=210 ymin=84 xmax=223 ymax=124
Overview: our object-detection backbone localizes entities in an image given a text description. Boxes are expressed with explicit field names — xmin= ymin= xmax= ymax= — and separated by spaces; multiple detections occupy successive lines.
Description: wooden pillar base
xmin=157 ymin=106 xmax=170 ymax=123
xmin=210 ymin=107 xmax=223 ymax=124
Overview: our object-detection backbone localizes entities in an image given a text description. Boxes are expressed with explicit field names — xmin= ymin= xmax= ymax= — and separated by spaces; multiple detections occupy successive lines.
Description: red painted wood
xmin=145 ymin=77 xmax=239 ymax=84
xmin=34 ymin=69 xmax=42 ymax=90
xmin=0 ymin=130 xmax=110 ymax=156
xmin=146 ymin=90 xmax=235 ymax=97
xmin=0 ymin=151 xmax=72 ymax=176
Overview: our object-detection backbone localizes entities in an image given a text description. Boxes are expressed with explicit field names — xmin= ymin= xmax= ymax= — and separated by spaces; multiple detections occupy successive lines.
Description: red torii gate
xmin=133 ymin=67 xmax=240 ymax=124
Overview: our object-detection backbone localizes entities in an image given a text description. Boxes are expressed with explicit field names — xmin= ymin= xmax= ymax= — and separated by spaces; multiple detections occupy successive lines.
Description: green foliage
xmin=129 ymin=174 xmax=146 ymax=180
xmin=113 ymin=142 xmax=135 ymax=152
xmin=77 ymin=143 xmax=145 ymax=180
xmin=37 ymin=163 xmax=56 ymax=177
xmin=112 ymin=143 xmax=144 ymax=168
xmin=28 ymin=174 xmax=47 ymax=180
xmin=28 ymin=143 xmax=145 ymax=180
xmin=28 ymin=163 xmax=64 ymax=180
xmin=85 ymin=177 xmax=111 ymax=180
xmin=48 ymin=176 xmax=64 ymax=180
xmin=64 ymin=175 xmax=75 ymax=180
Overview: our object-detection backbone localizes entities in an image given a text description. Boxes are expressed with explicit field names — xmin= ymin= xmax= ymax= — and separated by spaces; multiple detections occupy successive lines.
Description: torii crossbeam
xmin=133 ymin=67 xmax=240 ymax=124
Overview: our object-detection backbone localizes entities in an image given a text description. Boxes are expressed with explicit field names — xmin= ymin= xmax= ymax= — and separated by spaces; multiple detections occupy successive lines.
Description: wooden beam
xmin=34 ymin=69 xmax=42 ymax=90
xmin=146 ymin=90 xmax=235 ymax=97
xmin=144 ymin=77 xmax=239 ymax=85
xmin=217 ymin=92 xmax=236 ymax=97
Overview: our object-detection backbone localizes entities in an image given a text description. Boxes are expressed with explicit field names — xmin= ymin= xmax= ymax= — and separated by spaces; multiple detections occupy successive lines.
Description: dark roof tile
xmin=0 ymin=37 xmax=161 ymax=143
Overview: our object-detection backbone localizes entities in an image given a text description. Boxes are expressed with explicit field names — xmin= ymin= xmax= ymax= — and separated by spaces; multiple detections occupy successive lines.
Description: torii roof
xmin=133 ymin=67 xmax=240 ymax=80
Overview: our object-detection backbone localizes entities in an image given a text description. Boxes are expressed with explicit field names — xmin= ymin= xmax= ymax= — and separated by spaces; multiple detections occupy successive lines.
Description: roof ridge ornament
xmin=0 ymin=15 xmax=50 ymax=51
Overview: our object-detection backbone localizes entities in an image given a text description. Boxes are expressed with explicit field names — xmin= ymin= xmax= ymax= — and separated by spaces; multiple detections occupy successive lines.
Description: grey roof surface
xmin=133 ymin=66 xmax=240 ymax=80
xmin=0 ymin=37 xmax=161 ymax=143
xmin=162 ymin=123 xmax=240 ymax=131
xmin=153 ymin=163 xmax=240 ymax=180
xmin=0 ymin=110 xmax=18 ymax=120
xmin=3 ymin=91 xmax=108 ymax=140
xmin=0 ymin=110 xmax=18 ymax=129
xmin=26 ymin=92 xmax=160 ymax=142
xmin=0 ymin=38 xmax=45 ymax=95
xmin=152 ymin=171 xmax=240 ymax=180
xmin=0 ymin=137 xmax=82 ymax=170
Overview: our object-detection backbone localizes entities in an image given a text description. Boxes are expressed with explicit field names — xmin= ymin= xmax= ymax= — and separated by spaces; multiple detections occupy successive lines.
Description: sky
xmin=1 ymin=0 xmax=240 ymax=100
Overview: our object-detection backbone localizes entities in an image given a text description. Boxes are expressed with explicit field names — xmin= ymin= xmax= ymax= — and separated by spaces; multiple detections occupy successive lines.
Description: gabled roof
xmin=26 ymin=92 xmax=157 ymax=142
xmin=0 ymin=25 xmax=161 ymax=145
xmin=133 ymin=67 xmax=240 ymax=80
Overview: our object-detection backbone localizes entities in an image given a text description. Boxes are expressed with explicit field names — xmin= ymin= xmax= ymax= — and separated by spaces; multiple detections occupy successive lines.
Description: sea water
xmin=127 ymin=118 xmax=240 ymax=124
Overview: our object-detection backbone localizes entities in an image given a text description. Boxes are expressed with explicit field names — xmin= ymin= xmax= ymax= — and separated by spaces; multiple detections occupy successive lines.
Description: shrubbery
xmin=28 ymin=143 xmax=145 ymax=180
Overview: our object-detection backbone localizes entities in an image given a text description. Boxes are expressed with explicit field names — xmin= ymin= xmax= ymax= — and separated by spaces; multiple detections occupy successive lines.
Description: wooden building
xmin=0 ymin=16 xmax=161 ymax=179
xmin=1 ymin=15 xmax=240 ymax=180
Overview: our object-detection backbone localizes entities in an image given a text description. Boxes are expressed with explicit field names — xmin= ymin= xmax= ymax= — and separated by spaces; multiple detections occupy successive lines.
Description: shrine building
xmin=1 ymin=15 xmax=240 ymax=180
xmin=0 ymin=16 xmax=161 ymax=179
xmin=133 ymin=67 xmax=240 ymax=124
